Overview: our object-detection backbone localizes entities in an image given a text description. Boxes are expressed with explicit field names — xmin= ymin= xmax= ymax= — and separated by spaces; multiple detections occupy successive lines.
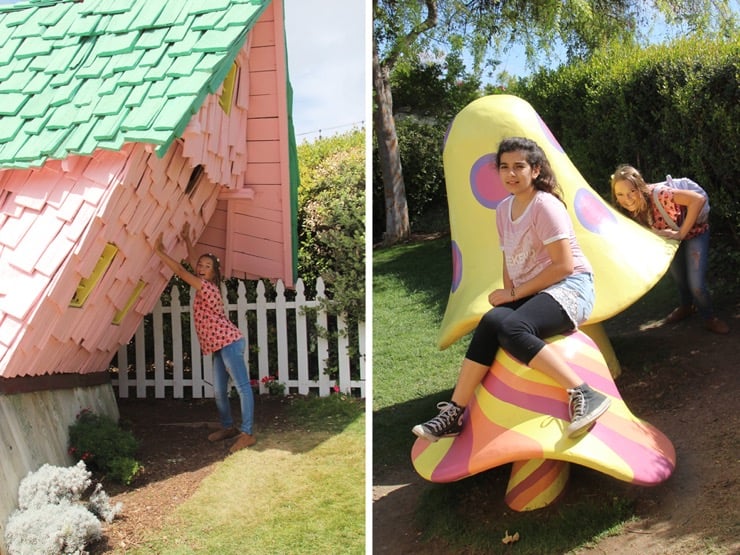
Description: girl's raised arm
xmin=154 ymin=232 xmax=202 ymax=290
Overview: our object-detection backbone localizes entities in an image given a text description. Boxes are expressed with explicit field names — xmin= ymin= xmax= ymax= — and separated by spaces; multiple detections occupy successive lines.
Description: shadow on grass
xmin=373 ymin=388 xmax=638 ymax=554
xmin=373 ymin=235 xmax=454 ymax=320
xmin=373 ymin=393 xmax=638 ymax=554
xmin=374 ymin=390 xmax=452 ymax=483
xmin=411 ymin=466 xmax=636 ymax=555
xmin=114 ymin=394 xmax=363 ymax=494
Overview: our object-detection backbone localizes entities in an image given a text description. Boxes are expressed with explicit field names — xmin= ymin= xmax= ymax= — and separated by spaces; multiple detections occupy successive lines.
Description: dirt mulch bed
xmin=89 ymin=395 xmax=288 ymax=554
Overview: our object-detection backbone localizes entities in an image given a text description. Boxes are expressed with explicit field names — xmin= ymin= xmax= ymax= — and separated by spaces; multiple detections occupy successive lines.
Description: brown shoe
xmin=229 ymin=432 xmax=256 ymax=453
xmin=664 ymin=305 xmax=695 ymax=324
xmin=208 ymin=427 xmax=239 ymax=442
xmin=705 ymin=317 xmax=730 ymax=335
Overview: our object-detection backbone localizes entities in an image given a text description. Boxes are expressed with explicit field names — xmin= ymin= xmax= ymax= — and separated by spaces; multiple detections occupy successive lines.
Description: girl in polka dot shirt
xmin=155 ymin=224 xmax=256 ymax=453
xmin=611 ymin=165 xmax=728 ymax=335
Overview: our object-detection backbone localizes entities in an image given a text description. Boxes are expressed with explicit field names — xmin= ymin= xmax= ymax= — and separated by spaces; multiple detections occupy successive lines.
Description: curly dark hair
xmin=496 ymin=137 xmax=564 ymax=204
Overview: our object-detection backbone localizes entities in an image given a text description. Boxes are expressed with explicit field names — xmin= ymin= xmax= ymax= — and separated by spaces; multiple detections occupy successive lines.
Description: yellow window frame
xmin=70 ymin=243 xmax=118 ymax=308
xmin=112 ymin=280 xmax=147 ymax=325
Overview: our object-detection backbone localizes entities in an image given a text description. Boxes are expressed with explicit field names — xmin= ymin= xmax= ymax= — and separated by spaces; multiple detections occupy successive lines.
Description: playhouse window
xmin=218 ymin=62 xmax=239 ymax=114
xmin=70 ymin=243 xmax=118 ymax=308
xmin=112 ymin=280 xmax=146 ymax=325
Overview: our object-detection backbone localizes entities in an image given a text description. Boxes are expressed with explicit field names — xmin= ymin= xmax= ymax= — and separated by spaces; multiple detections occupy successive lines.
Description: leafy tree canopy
xmin=375 ymin=0 xmax=737 ymax=78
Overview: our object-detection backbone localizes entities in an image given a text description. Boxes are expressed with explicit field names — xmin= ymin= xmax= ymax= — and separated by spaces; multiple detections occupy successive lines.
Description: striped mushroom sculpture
xmin=411 ymin=95 xmax=677 ymax=511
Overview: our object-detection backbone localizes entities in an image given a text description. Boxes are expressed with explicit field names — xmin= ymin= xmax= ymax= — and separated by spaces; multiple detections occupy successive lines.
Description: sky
xmin=283 ymin=0 xmax=367 ymax=143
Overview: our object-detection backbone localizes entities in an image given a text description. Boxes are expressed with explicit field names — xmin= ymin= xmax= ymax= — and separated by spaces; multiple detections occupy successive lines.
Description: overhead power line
xmin=296 ymin=120 xmax=365 ymax=139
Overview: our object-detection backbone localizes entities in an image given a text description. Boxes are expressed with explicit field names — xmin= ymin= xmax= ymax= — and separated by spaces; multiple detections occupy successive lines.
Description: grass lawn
xmin=372 ymin=236 xmax=659 ymax=554
xmin=124 ymin=395 xmax=365 ymax=555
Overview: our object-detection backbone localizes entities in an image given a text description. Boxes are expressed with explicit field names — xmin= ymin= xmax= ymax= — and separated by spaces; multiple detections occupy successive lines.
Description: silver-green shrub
xmin=5 ymin=502 xmax=101 ymax=555
xmin=5 ymin=461 xmax=122 ymax=555
xmin=17 ymin=461 xmax=91 ymax=510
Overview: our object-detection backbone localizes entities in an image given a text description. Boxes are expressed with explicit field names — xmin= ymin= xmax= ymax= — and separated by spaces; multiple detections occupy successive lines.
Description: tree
xmin=373 ymin=0 xmax=736 ymax=245
xmin=371 ymin=54 xmax=481 ymax=242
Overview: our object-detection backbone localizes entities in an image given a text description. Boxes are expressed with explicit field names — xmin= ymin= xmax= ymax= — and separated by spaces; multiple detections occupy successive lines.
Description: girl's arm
xmin=180 ymin=222 xmax=197 ymax=267
xmin=490 ymin=254 xmax=513 ymax=306
xmin=665 ymin=189 xmax=706 ymax=240
xmin=489 ymin=239 xmax=574 ymax=306
xmin=154 ymin=233 xmax=202 ymax=291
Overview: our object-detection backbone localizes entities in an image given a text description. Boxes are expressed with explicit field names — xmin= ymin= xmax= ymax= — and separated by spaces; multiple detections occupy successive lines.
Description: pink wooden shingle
xmin=0 ymin=207 xmax=36 ymax=249
xmin=0 ymin=270 xmax=47 ymax=320
xmin=56 ymin=178 xmax=90 ymax=223
xmin=7 ymin=206 xmax=65 ymax=274
xmin=35 ymin=231 xmax=73 ymax=278
xmin=13 ymin=175 xmax=51 ymax=211
xmin=0 ymin=314 xmax=21 ymax=348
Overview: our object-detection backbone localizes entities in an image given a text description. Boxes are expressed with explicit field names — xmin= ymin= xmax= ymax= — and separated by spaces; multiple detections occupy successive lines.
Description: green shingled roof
xmin=0 ymin=0 xmax=269 ymax=168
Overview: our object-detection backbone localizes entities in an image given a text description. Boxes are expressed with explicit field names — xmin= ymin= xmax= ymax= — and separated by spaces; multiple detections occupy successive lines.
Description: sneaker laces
xmin=567 ymin=388 xmax=586 ymax=421
xmin=424 ymin=402 xmax=461 ymax=434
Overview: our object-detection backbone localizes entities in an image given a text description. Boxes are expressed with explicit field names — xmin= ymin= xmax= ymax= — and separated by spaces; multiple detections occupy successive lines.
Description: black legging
xmin=465 ymin=293 xmax=574 ymax=366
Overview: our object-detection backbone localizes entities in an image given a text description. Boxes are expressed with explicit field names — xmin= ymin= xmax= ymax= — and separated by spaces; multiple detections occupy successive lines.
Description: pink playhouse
xmin=0 ymin=0 xmax=298 ymax=539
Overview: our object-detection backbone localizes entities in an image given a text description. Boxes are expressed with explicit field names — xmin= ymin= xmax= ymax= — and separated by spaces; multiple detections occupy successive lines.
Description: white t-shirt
xmin=496 ymin=191 xmax=592 ymax=286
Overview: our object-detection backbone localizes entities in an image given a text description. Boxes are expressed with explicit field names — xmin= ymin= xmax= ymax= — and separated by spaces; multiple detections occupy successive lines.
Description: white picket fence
xmin=110 ymin=278 xmax=365 ymax=399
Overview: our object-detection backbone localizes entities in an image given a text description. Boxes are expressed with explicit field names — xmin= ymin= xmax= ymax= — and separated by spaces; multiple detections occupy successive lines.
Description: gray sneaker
xmin=566 ymin=386 xmax=610 ymax=437
xmin=412 ymin=401 xmax=464 ymax=442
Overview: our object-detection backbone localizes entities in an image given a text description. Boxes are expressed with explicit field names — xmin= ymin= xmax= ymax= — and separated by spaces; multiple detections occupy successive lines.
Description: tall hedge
xmin=513 ymin=37 xmax=739 ymax=275
xmin=296 ymin=129 xmax=366 ymax=323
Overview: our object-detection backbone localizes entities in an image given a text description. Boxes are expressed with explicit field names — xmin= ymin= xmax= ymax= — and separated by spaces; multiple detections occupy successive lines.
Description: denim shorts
xmin=542 ymin=272 xmax=594 ymax=327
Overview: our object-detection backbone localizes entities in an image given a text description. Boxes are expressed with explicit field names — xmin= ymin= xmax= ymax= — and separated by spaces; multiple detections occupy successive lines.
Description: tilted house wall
xmin=0 ymin=0 xmax=298 ymax=380
xmin=0 ymin=0 xmax=298 ymax=546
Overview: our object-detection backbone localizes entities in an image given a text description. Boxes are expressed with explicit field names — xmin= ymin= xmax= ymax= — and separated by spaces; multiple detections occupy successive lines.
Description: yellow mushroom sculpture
xmin=411 ymin=95 xmax=677 ymax=510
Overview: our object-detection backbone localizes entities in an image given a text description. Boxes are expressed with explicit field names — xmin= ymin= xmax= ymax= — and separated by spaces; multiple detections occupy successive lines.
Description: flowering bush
xmin=260 ymin=375 xmax=286 ymax=396
xmin=4 ymin=460 xmax=121 ymax=555
xmin=68 ymin=409 xmax=140 ymax=484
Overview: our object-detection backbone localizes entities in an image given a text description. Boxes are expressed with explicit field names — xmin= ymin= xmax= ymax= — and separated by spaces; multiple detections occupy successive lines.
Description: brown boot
xmin=705 ymin=316 xmax=730 ymax=335
xmin=208 ymin=427 xmax=239 ymax=442
xmin=229 ymin=432 xmax=256 ymax=453
xmin=664 ymin=305 xmax=695 ymax=324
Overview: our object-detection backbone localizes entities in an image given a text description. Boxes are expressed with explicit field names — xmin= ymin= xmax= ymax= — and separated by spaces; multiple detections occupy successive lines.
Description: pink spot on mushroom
xmin=470 ymin=154 xmax=508 ymax=209
xmin=451 ymin=241 xmax=462 ymax=293
xmin=574 ymin=188 xmax=617 ymax=233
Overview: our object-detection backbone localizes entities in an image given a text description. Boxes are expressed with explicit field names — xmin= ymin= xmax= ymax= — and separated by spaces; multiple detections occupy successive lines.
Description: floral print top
xmin=649 ymin=184 xmax=709 ymax=240
xmin=193 ymin=280 xmax=242 ymax=355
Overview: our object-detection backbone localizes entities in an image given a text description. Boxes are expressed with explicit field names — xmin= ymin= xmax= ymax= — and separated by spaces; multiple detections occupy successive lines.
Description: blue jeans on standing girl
xmin=212 ymin=337 xmax=254 ymax=434
xmin=670 ymin=229 xmax=713 ymax=320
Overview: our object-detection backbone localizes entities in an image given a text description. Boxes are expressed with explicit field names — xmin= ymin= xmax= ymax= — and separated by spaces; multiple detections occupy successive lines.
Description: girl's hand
xmin=655 ymin=228 xmax=681 ymax=240
xmin=180 ymin=222 xmax=192 ymax=243
xmin=488 ymin=288 xmax=509 ymax=307
xmin=154 ymin=232 xmax=165 ymax=253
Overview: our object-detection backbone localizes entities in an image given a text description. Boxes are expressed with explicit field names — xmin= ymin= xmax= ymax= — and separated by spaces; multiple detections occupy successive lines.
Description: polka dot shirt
xmin=650 ymin=184 xmax=709 ymax=240
xmin=193 ymin=280 xmax=242 ymax=355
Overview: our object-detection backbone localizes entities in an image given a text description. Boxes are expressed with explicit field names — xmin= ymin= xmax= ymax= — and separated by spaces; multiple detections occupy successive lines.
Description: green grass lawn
xmin=373 ymin=237 xmax=469 ymax=473
xmin=373 ymin=236 xmax=658 ymax=554
xmin=123 ymin=395 xmax=365 ymax=555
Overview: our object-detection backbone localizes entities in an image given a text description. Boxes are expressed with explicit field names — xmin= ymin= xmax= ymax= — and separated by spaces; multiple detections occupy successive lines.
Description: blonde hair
xmin=610 ymin=164 xmax=652 ymax=226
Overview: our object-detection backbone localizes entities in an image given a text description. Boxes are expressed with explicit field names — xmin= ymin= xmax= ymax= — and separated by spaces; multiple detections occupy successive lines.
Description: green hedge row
xmin=513 ymin=37 xmax=739 ymax=276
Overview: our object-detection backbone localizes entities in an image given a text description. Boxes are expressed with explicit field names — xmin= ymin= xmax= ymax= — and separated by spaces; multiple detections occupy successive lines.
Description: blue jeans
xmin=212 ymin=337 xmax=254 ymax=434
xmin=670 ymin=230 xmax=713 ymax=320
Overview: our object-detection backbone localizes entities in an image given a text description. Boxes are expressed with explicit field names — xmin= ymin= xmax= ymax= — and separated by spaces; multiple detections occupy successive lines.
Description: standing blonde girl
xmin=610 ymin=165 xmax=729 ymax=334
xmin=155 ymin=224 xmax=256 ymax=453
